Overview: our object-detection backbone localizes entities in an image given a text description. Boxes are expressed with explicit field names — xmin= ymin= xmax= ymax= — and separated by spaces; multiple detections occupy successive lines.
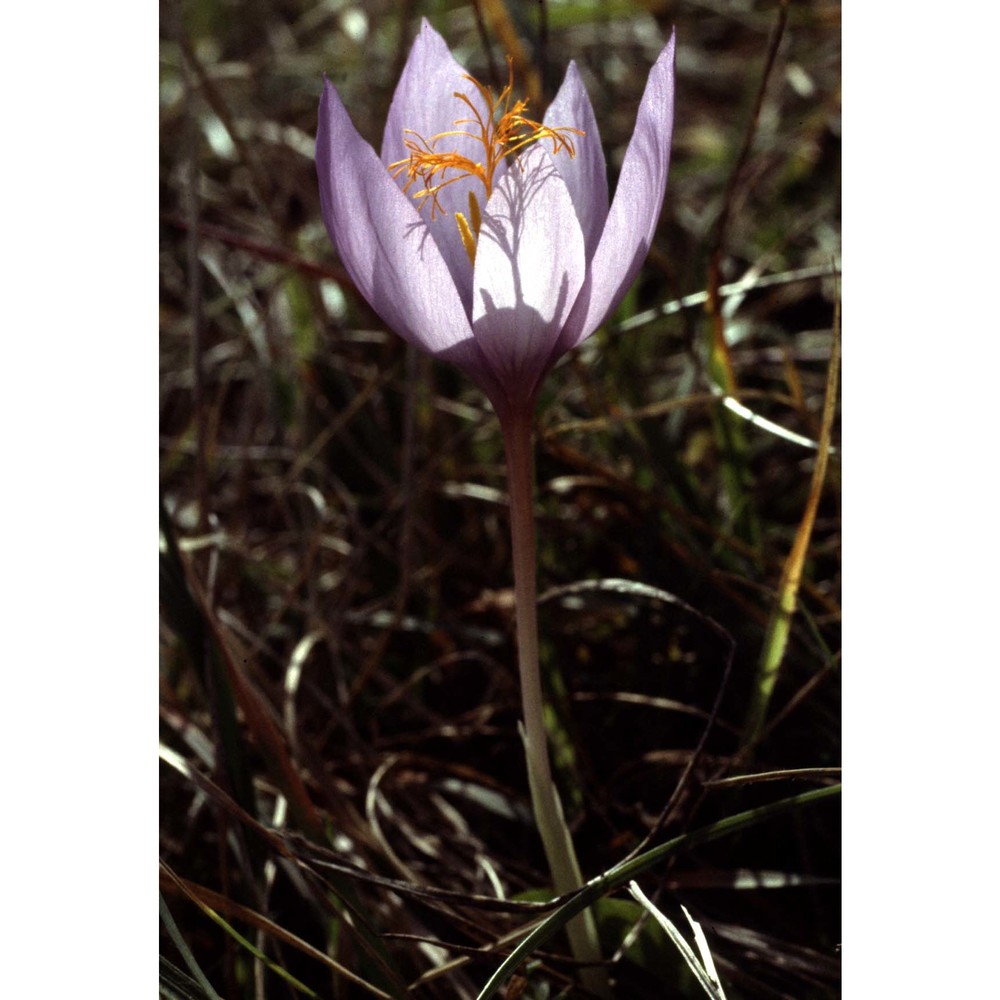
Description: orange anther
xmin=389 ymin=58 xmax=583 ymax=220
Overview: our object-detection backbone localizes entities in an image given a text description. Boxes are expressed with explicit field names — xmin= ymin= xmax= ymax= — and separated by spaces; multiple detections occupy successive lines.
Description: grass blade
xmin=744 ymin=293 xmax=841 ymax=746
xmin=475 ymin=784 xmax=840 ymax=1000
xmin=160 ymin=892 xmax=224 ymax=1000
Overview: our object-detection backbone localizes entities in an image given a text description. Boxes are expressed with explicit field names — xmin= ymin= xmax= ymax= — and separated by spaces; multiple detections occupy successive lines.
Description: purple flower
xmin=316 ymin=20 xmax=675 ymax=420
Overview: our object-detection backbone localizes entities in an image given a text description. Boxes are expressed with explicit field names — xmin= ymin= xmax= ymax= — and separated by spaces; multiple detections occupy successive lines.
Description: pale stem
xmin=500 ymin=404 xmax=610 ymax=997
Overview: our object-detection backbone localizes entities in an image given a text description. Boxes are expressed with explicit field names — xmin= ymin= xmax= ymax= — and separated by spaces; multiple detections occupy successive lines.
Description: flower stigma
xmin=389 ymin=57 xmax=584 ymax=265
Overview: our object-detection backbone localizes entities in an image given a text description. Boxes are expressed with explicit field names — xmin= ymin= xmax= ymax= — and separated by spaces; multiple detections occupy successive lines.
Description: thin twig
xmin=706 ymin=0 xmax=791 ymax=388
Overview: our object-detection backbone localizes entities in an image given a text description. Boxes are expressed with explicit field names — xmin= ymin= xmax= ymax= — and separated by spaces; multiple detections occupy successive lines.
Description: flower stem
xmin=500 ymin=405 xmax=610 ymax=997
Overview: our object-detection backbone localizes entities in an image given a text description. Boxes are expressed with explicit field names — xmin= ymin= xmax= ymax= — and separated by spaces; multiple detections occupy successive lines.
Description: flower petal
xmin=555 ymin=31 xmax=676 ymax=355
xmin=543 ymin=61 xmax=609 ymax=261
xmin=471 ymin=146 xmax=586 ymax=405
xmin=317 ymin=76 xmax=482 ymax=369
xmin=380 ymin=19 xmax=488 ymax=309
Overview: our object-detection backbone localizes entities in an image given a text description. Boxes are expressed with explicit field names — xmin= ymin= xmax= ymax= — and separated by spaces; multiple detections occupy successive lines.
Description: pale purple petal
xmin=317 ymin=77 xmax=483 ymax=370
xmin=555 ymin=32 xmax=676 ymax=355
xmin=543 ymin=61 xmax=609 ymax=261
xmin=380 ymin=19 xmax=488 ymax=308
xmin=472 ymin=147 xmax=586 ymax=404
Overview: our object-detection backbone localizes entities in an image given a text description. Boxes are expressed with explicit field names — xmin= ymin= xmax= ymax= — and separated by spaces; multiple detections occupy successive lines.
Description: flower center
xmin=389 ymin=57 xmax=583 ymax=264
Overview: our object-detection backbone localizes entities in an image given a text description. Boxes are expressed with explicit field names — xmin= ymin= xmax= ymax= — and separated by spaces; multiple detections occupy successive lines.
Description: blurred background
xmin=160 ymin=1 xmax=841 ymax=997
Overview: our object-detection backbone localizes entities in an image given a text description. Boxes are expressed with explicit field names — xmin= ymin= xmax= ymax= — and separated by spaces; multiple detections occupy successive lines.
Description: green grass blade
xmin=475 ymin=784 xmax=840 ymax=1000
xmin=160 ymin=956 xmax=221 ymax=1000
xmin=744 ymin=305 xmax=841 ymax=747
xmin=160 ymin=893 xmax=224 ymax=1000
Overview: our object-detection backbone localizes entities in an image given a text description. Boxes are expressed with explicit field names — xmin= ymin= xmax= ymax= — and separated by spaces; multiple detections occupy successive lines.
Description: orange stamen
xmin=389 ymin=57 xmax=583 ymax=221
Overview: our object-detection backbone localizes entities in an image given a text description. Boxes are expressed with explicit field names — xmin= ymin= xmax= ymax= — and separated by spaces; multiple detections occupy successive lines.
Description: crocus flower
xmin=316 ymin=19 xmax=675 ymax=421
xmin=317 ymin=26 xmax=674 ymax=993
